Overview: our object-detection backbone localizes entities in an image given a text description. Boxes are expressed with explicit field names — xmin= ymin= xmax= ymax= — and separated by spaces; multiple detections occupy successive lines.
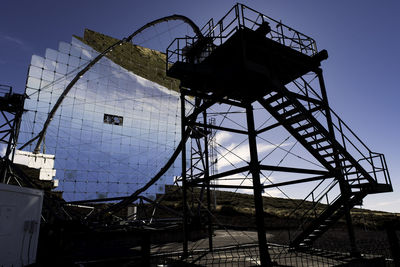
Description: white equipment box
xmin=0 ymin=183 xmax=43 ymax=266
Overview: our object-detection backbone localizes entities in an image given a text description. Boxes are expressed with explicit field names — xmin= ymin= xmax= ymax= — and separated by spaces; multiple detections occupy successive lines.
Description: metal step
xmin=315 ymin=144 xmax=333 ymax=151
xmin=272 ymin=100 xmax=292 ymax=111
xmin=287 ymin=114 xmax=308 ymax=124
xmin=265 ymin=93 xmax=284 ymax=104
xmin=295 ymin=123 xmax=314 ymax=132
xmin=280 ymin=108 xmax=300 ymax=118
xmin=347 ymin=177 xmax=366 ymax=182
xmin=341 ymin=164 xmax=354 ymax=169
xmin=349 ymin=183 xmax=369 ymax=188
xmin=321 ymin=152 xmax=337 ymax=158
xmin=302 ymin=131 xmax=320 ymax=139
xmin=345 ymin=171 xmax=361 ymax=176
xmin=326 ymin=158 xmax=347 ymax=164
xmin=308 ymin=137 xmax=328 ymax=146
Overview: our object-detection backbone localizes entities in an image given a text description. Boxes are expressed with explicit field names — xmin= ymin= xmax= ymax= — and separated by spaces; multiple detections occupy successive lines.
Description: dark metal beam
xmin=180 ymin=88 xmax=247 ymax=108
xmin=192 ymin=122 xmax=248 ymax=135
xmin=246 ymin=104 xmax=272 ymax=266
xmin=181 ymin=92 xmax=189 ymax=257
xmin=193 ymin=184 xmax=254 ymax=190
xmin=316 ymin=68 xmax=359 ymax=256
xmin=68 ymin=196 xmax=129 ymax=204
xmin=259 ymin=164 xmax=330 ymax=175
xmin=256 ymin=121 xmax=281 ymax=135
xmin=202 ymin=110 xmax=213 ymax=252
xmin=262 ymin=173 xmax=334 ymax=189
xmin=288 ymin=91 xmax=323 ymax=105
xmin=187 ymin=166 xmax=250 ymax=186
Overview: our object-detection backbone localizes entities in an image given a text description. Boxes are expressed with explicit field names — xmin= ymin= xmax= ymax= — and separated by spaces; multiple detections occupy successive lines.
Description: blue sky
xmin=1 ymin=0 xmax=399 ymax=212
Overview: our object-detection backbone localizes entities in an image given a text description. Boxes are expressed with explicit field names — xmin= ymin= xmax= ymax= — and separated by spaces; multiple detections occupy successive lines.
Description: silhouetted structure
xmin=167 ymin=3 xmax=392 ymax=265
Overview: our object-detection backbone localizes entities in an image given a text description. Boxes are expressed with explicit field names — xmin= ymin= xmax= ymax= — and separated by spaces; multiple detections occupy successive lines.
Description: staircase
xmin=258 ymin=85 xmax=392 ymax=250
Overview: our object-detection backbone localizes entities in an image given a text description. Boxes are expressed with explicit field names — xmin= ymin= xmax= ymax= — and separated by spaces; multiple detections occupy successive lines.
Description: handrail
xmin=286 ymin=178 xmax=337 ymax=220
xmin=0 ymin=84 xmax=12 ymax=97
xmin=286 ymin=179 xmax=340 ymax=240
xmin=290 ymin=76 xmax=390 ymax=187
xmin=166 ymin=3 xmax=318 ymax=71
xmin=239 ymin=3 xmax=317 ymax=55
xmin=295 ymin=78 xmax=372 ymax=156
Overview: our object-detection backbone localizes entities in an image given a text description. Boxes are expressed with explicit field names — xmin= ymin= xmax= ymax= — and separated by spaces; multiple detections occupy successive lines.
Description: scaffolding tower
xmin=166 ymin=4 xmax=392 ymax=266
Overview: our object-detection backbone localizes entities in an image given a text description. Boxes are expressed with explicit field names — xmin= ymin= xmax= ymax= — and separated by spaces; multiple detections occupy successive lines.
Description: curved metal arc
xmin=19 ymin=14 xmax=203 ymax=153
xmin=126 ymin=14 xmax=203 ymax=43
xmin=92 ymin=99 xmax=216 ymax=218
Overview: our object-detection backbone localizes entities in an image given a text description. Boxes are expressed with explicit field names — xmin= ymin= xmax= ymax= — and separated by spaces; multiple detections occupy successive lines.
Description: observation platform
xmin=167 ymin=23 xmax=327 ymax=102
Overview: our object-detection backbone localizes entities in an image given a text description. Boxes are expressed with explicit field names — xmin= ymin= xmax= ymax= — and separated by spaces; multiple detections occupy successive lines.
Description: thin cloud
xmin=215 ymin=131 xmax=232 ymax=145
xmin=4 ymin=35 xmax=24 ymax=46
xmin=217 ymin=142 xmax=291 ymax=170
xmin=2 ymin=34 xmax=31 ymax=51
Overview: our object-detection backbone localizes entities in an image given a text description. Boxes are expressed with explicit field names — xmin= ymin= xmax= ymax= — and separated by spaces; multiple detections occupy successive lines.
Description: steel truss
xmin=0 ymin=84 xmax=25 ymax=184
xmin=168 ymin=3 xmax=393 ymax=266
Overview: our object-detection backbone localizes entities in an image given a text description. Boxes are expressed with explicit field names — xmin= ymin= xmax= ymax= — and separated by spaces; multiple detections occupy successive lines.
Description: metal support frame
xmin=181 ymin=91 xmax=189 ymax=257
xmin=178 ymin=80 xmax=371 ymax=264
xmin=167 ymin=2 xmax=391 ymax=262
xmin=202 ymin=110 xmax=213 ymax=251
xmin=246 ymin=103 xmax=273 ymax=266
xmin=185 ymin=97 xmax=215 ymax=252
xmin=180 ymin=88 xmax=278 ymax=264
xmin=0 ymin=85 xmax=25 ymax=184
xmin=316 ymin=68 xmax=359 ymax=257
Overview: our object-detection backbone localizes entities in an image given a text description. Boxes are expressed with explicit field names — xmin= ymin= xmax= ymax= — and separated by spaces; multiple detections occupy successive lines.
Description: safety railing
xmin=282 ymin=78 xmax=391 ymax=244
xmin=286 ymin=179 xmax=341 ymax=240
xmin=327 ymin=108 xmax=391 ymax=186
xmin=0 ymin=84 xmax=12 ymax=98
xmin=290 ymin=78 xmax=391 ymax=188
xmin=166 ymin=3 xmax=318 ymax=71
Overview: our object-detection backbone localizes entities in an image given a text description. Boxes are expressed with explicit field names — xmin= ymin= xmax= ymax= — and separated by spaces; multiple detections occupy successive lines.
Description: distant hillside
xmin=159 ymin=185 xmax=399 ymax=230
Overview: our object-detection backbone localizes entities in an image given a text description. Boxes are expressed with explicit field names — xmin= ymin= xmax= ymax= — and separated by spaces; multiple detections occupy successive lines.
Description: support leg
xmin=246 ymin=104 xmax=272 ymax=266
xmin=317 ymin=68 xmax=359 ymax=256
xmin=203 ymin=110 xmax=213 ymax=252
xmin=180 ymin=93 xmax=189 ymax=257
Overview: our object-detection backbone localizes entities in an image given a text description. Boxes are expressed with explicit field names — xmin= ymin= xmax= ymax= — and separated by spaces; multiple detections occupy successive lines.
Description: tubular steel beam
xmin=202 ymin=110 xmax=214 ymax=252
xmin=193 ymin=184 xmax=254 ymax=190
xmin=262 ymin=173 xmax=334 ymax=189
xmin=256 ymin=121 xmax=281 ymax=135
xmin=186 ymin=166 xmax=250 ymax=186
xmin=259 ymin=165 xmax=330 ymax=175
xmin=316 ymin=68 xmax=359 ymax=256
xmin=287 ymin=91 xmax=323 ymax=105
xmin=192 ymin=122 xmax=248 ymax=135
xmin=246 ymin=103 xmax=272 ymax=266
xmin=180 ymin=88 xmax=247 ymax=108
xmin=181 ymin=92 xmax=189 ymax=257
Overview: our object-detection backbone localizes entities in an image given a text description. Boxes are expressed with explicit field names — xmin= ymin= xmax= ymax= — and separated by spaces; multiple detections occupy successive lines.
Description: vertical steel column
xmin=203 ymin=110 xmax=213 ymax=251
xmin=180 ymin=91 xmax=189 ymax=257
xmin=246 ymin=103 xmax=272 ymax=266
xmin=316 ymin=68 xmax=359 ymax=256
